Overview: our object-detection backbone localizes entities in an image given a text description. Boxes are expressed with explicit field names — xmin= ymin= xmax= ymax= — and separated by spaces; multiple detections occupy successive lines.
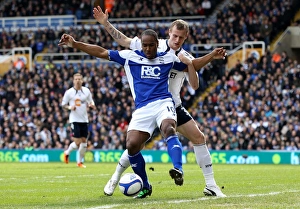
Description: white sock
xmin=78 ymin=143 xmax=87 ymax=163
xmin=194 ymin=144 xmax=217 ymax=187
xmin=65 ymin=142 xmax=78 ymax=155
xmin=111 ymin=149 xmax=130 ymax=182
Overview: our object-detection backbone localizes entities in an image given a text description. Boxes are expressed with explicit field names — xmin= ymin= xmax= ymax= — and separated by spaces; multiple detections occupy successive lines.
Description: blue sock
xmin=128 ymin=152 xmax=150 ymax=188
xmin=166 ymin=135 xmax=183 ymax=172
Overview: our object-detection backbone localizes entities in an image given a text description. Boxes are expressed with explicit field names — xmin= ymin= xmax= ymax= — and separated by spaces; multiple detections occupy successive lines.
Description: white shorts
xmin=128 ymin=98 xmax=177 ymax=135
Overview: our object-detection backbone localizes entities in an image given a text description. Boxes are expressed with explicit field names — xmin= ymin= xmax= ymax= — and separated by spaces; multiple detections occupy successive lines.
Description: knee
xmin=72 ymin=137 xmax=81 ymax=146
xmin=126 ymin=140 xmax=140 ymax=155
xmin=200 ymin=132 xmax=206 ymax=143
xmin=194 ymin=131 xmax=206 ymax=144
xmin=162 ymin=125 xmax=176 ymax=138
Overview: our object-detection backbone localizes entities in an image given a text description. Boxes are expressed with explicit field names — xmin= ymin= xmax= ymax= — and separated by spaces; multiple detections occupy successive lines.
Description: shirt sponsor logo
xmin=141 ymin=66 xmax=161 ymax=79
xmin=75 ymin=99 xmax=81 ymax=106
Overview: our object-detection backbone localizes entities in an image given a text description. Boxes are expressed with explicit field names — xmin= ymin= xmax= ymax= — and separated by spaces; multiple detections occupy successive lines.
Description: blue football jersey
xmin=108 ymin=49 xmax=187 ymax=109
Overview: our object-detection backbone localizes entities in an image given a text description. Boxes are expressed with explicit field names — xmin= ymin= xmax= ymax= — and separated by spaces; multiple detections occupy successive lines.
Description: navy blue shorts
xmin=71 ymin=122 xmax=89 ymax=138
xmin=176 ymin=105 xmax=193 ymax=127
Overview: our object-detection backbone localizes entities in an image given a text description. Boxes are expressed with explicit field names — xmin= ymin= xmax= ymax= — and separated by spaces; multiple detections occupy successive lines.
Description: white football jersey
xmin=130 ymin=37 xmax=194 ymax=107
xmin=61 ymin=86 xmax=94 ymax=123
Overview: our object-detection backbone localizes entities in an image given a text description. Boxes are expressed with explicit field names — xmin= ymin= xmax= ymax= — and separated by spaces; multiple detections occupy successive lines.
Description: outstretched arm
xmin=178 ymin=53 xmax=199 ymax=90
xmin=58 ymin=34 xmax=109 ymax=60
xmin=192 ymin=47 xmax=227 ymax=70
xmin=93 ymin=6 xmax=132 ymax=48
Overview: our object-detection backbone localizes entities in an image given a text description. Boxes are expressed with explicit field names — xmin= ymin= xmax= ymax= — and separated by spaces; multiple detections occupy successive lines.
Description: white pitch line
xmin=87 ymin=190 xmax=300 ymax=209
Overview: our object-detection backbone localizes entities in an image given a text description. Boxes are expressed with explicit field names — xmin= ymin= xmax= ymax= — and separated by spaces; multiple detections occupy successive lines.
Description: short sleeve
xmin=130 ymin=36 xmax=142 ymax=50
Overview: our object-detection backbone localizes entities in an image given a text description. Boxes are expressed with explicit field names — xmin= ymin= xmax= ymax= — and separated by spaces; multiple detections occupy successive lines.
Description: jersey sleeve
xmin=180 ymin=50 xmax=195 ymax=60
xmin=108 ymin=50 xmax=132 ymax=65
xmin=172 ymin=55 xmax=187 ymax=71
xmin=85 ymin=88 xmax=94 ymax=105
xmin=61 ymin=90 xmax=69 ymax=106
xmin=129 ymin=36 xmax=142 ymax=50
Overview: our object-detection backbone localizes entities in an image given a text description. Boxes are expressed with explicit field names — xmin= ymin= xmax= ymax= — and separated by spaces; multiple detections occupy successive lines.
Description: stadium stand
xmin=0 ymin=0 xmax=299 ymax=150
xmin=0 ymin=0 xmax=221 ymax=19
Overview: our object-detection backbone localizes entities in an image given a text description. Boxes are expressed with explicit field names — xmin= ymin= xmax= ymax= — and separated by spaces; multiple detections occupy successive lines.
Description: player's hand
xmin=211 ymin=47 xmax=227 ymax=60
xmin=93 ymin=6 xmax=109 ymax=25
xmin=178 ymin=53 xmax=192 ymax=65
xmin=88 ymin=104 xmax=96 ymax=110
xmin=58 ymin=34 xmax=75 ymax=48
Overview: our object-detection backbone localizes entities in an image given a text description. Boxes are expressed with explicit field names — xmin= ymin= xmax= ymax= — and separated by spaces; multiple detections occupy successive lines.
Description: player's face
xmin=141 ymin=35 xmax=158 ymax=59
xmin=168 ymin=27 xmax=188 ymax=50
xmin=73 ymin=75 xmax=83 ymax=89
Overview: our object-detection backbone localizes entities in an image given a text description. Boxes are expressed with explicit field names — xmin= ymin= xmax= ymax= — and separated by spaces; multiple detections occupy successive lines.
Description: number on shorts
xmin=167 ymin=106 xmax=175 ymax=113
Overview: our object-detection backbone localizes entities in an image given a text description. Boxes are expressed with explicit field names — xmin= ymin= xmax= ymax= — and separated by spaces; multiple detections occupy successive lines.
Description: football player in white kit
xmin=93 ymin=7 xmax=227 ymax=197
xmin=58 ymin=29 xmax=197 ymax=198
xmin=61 ymin=73 xmax=96 ymax=168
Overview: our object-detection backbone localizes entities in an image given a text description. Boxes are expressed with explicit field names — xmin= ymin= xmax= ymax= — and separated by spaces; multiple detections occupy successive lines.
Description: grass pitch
xmin=0 ymin=163 xmax=299 ymax=209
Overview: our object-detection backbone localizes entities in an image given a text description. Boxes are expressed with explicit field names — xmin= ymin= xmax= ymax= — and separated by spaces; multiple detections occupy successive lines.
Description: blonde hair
xmin=169 ymin=19 xmax=189 ymax=34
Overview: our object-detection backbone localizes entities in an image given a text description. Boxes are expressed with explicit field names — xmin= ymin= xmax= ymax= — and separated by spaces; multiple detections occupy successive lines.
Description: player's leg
xmin=64 ymin=141 xmax=78 ymax=164
xmin=176 ymin=107 xmax=226 ymax=197
xmin=104 ymin=149 xmax=130 ymax=196
xmin=77 ymin=123 xmax=89 ymax=168
xmin=125 ymin=105 xmax=157 ymax=198
xmin=157 ymin=99 xmax=184 ymax=186
xmin=104 ymin=143 xmax=146 ymax=196
xmin=64 ymin=123 xmax=80 ymax=164
xmin=77 ymin=137 xmax=87 ymax=168
xmin=161 ymin=119 xmax=184 ymax=186
xmin=127 ymin=130 xmax=152 ymax=198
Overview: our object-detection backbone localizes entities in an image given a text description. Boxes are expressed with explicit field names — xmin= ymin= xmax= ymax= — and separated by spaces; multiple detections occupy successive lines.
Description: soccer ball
xmin=119 ymin=173 xmax=143 ymax=196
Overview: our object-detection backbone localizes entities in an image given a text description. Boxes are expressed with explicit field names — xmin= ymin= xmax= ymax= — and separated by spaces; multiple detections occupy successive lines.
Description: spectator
xmin=259 ymin=17 xmax=273 ymax=46
xmin=201 ymin=0 xmax=212 ymax=15
xmin=39 ymin=126 xmax=52 ymax=145
xmin=19 ymin=94 xmax=29 ymax=107
xmin=56 ymin=122 xmax=67 ymax=142
xmin=13 ymin=58 xmax=25 ymax=71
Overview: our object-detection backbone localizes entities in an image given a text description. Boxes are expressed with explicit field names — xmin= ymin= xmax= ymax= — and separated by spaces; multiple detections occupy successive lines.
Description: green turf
xmin=0 ymin=163 xmax=299 ymax=209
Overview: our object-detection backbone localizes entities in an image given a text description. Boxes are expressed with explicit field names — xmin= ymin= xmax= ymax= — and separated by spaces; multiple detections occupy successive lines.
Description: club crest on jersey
xmin=159 ymin=57 xmax=164 ymax=64
xmin=141 ymin=66 xmax=161 ymax=79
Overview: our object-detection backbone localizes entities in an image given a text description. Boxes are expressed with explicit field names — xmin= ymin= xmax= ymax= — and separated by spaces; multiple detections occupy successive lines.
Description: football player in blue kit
xmin=93 ymin=6 xmax=227 ymax=197
xmin=58 ymin=29 xmax=198 ymax=198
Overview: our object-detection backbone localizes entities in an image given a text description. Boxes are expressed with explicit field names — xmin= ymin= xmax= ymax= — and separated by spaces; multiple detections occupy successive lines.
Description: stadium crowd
xmin=1 ymin=46 xmax=299 ymax=151
xmin=0 ymin=0 xmax=220 ymax=19
xmin=1 ymin=0 xmax=298 ymax=58
xmin=0 ymin=0 xmax=299 ymax=151
xmin=176 ymin=51 xmax=300 ymax=151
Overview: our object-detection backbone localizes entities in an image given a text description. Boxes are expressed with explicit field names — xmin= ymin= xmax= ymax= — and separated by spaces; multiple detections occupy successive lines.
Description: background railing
xmin=0 ymin=15 xmax=206 ymax=32
xmin=34 ymin=52 xmax=115 ymax=67
xmin=0 ymin=15 xmax=76 ymax=29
